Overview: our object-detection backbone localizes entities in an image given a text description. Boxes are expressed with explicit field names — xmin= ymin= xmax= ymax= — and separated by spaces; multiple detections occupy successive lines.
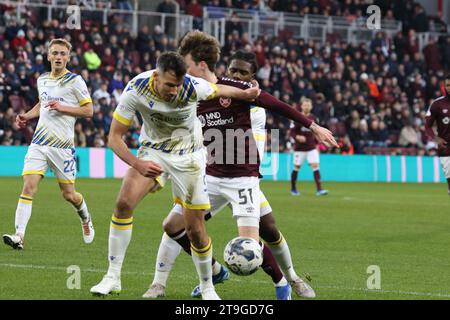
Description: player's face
xmin=301 ymin=102 xmax=312 ymax=114
xmin=48 ymin=44 xmax=70 ymax=72
xmin=227 ymin=59 xmax=254 ymax=82
xmin=445 ymin=80 xmax=450 ymax=96
xmin=154 ymin=70 xmax=184 ymax=102
xmin=183 ymin=53 xmax=203 ymax=78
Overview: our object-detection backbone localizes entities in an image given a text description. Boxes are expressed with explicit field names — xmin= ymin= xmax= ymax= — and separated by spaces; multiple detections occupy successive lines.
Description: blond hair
xmin=300 ymin=97 xmax=312 ymax=105
xmin=48 ymin=38 xmax=72 ymax=52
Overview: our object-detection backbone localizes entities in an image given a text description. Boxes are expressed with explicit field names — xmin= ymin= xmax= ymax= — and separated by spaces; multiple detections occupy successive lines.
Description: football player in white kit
xmin=2 ymin=39 xmax=95 ymax=250
xmin=90 ymin=52 xmax=260 ymax=300
xmin=144 ymin=35 xmax=337 ymax=300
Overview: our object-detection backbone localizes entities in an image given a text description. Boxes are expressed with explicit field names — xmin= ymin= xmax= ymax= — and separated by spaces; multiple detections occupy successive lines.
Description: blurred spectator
xmin=398 ymin=120 xmax=423 ymax=148
xmin=157 ymin=0 xmax=177 ymax=36
xmin=186 ymin=0 xmax=203 ymax=29
xmin=423 ymin=37 xmax=442 ymax=72
xmin=83 ymin=44 xmax=101 ymax=71
xmin=116 ymin=0 xmax=133 ymax=11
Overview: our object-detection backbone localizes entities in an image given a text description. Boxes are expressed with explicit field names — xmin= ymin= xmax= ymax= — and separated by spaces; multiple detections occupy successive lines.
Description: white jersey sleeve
xmin=113 ymin=89 xmax=138 ymax=126
xmin=73 ymin=76 xmax=92 ymax=105
xmin=188 ymin=75 xmax=218 ymax=102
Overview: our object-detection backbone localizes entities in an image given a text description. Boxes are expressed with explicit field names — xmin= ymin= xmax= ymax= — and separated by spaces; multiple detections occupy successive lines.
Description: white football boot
xmin=142 ymin=283 xmax=166 ymax=298
xmin=80 ymin=218 xmax=95 ymax=244
xmin=201 ymin=287 xmax=221 ymax=300
xmin=290 ymin=278 xmax=316 ymax=298
xmin=3 ymin=234 xmax=24 ymax=250
xmin=90 ymin=275 xmax=121 ymax=296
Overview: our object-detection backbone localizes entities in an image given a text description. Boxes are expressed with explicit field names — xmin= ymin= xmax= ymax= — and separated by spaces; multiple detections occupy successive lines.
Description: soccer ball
xmin=223 ymin=236 xmax=263 ymax=276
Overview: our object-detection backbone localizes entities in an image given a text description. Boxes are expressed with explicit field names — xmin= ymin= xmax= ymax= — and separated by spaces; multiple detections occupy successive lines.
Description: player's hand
xmin=133 ymin=159 xmax=163 ymax=178
xmin=310 ymin=123 xmax=339 ymax=148
xmin=243 ymin=80 xmax=261 ymax=101
xmin=15 ymin=114 xmax=28 ymax=129
xmin=436 ymin=137 xmax=448 ymax=149
xmin=48 ymin=100 xmax=65 ymax=113
xmin=296 ymin=135 xmax=306 ymax=143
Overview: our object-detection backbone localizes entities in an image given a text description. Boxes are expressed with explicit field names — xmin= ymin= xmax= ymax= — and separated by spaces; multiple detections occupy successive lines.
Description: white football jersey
xmin=114 ymin=70 xmax=217 ymax=154
xmin=32 ymin=70 xmax=92 ymax=148
xmin=250 ymin=105 xmax=266 ymax=159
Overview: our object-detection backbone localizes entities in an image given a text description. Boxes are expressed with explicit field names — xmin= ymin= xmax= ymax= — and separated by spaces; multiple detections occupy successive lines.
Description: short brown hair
xmin=178 ymin=30 xmax=220 ymax=72
xmin=48 ymin=38 xmax=72 ymax=52
xmin=157 ymin=51 xmax=187 ymax=79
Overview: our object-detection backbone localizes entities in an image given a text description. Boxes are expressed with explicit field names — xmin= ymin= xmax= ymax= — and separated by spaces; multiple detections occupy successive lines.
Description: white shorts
xmin=137 ymin=146 xmax=210 ymax=210
xmin=259 ymin=191 xmax=273 ymax=217
xmin=440 ymin=156 xmax=450 ymax=179
xmin=294 ymin=149 xmax=319 ymax=166
xmin=22 ymin=143 xmax=77 ymax=183
xmin=171 ymin=175 xmax=273 ymax=227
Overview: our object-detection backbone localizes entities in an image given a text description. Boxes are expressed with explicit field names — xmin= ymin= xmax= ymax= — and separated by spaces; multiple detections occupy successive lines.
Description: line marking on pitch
xmin=1 ymin=263 xmax=449 ymax=298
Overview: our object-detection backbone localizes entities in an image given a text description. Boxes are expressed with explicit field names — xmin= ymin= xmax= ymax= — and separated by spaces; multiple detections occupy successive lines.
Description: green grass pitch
xmin=0 ymin=177 xmax=449 ymax=300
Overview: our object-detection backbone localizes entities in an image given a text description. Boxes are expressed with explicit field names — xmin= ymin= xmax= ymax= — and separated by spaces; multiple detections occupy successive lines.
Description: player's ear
xmin=200 ymin=61 xmax=208 ymax=70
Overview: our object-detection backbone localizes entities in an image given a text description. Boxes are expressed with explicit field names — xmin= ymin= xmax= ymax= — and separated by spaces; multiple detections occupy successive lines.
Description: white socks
xmin=15 ymin=194 xmax=33 ymax=237
xmin=267 ymin=233 xmax=299 ymax=282
xmin=152 ymin=233 xmax=182 ymax=287
xmin=107 ymin=215 xmax=133 ymax=279
xmin=191 ymin=238 xmax=214 ymax=292
xmin=73 ymin=193 xmax=90 ymax=222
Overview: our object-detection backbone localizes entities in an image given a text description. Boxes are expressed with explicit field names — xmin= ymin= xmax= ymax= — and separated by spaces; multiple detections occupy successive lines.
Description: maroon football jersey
xmin=425 ymin=95 xmax=450 ymax=157
xmin=290 ymin=114 xmax=317 ymax=152
xmin=199 ymin=77 xmax=259 ymax=177
xmin=198 ymin=77 xmax=314 ymax=177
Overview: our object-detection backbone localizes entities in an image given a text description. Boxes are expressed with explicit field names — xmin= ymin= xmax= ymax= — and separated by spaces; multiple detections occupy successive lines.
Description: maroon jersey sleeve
xmin=425 ymin=102 xmax=438 ymax=140
xmin=256 ymin=91 xmax=313 ymax=128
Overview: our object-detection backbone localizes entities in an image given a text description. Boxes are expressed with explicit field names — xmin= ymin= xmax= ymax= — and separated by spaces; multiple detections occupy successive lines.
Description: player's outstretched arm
xmin=47 ymin=101 xmax=94 ymax=118
xmin=16 ymin=102 xmax=40 ymax=128
xmin=216 ymin=80 xmax=260 ymax=101
xmin=256 ymin=91 xmax=339 ymax=148
xmin=108 ymin=119 xmax=163 ymax=178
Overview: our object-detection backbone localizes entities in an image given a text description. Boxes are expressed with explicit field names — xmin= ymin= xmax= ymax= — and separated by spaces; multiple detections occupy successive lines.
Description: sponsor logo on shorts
xmin=245 ymin=207 xmax=255 ymax=214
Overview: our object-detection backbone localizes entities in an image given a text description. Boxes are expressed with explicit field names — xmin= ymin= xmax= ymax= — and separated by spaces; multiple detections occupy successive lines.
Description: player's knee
xmin=294 ymin=165 xmax=300 ymax=171
xmin=22 ymin=184 xmax=38 ymax=197
xmin=185 ymin=223 xmax=203 ymax=244
xmin=162 ymin=217 xmax=177 ymax=235
xmin=311 ymin=163 xmax=319 ymax=170
xmin=115 ymin=198 xmax=133 ymax=216
xmin=61 ymin=189 xmax=76 ymax=203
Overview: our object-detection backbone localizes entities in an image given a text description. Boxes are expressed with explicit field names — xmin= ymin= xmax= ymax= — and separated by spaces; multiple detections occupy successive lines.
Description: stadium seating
xmin=0 ymin=0 xmax=447 ymax=156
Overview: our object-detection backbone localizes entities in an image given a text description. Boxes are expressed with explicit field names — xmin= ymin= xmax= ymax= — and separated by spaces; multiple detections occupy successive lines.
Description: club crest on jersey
xmin=148 ymin=100 xmax=154 ymax=109
xmin=220 ymin=97 xmax=232 ymax=108
xmin=198 ymin=115 xmax=206 ymax=127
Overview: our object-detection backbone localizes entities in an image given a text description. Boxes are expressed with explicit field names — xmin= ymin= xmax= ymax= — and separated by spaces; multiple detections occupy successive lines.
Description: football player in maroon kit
xmin=143 ymin=31 xmax=338 ymax=300
xmin=425 ymin=74 xmax=450 ymax=195
xmin=290 ymin=97 xmax=329 ymax=196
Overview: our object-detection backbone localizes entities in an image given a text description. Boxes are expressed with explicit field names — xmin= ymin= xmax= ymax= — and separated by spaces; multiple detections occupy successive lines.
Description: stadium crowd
xmin=0 ymin=0 xmax=449 ymax=156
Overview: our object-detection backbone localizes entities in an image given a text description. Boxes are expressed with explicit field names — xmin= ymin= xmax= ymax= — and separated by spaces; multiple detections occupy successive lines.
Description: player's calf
xmin=259 ymin=213 xmax=280 ymax=243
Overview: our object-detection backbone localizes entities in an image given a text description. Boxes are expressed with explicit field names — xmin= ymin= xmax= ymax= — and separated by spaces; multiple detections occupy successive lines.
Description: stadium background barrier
xmin=0 ymin=146 xmax=446 ymax=183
